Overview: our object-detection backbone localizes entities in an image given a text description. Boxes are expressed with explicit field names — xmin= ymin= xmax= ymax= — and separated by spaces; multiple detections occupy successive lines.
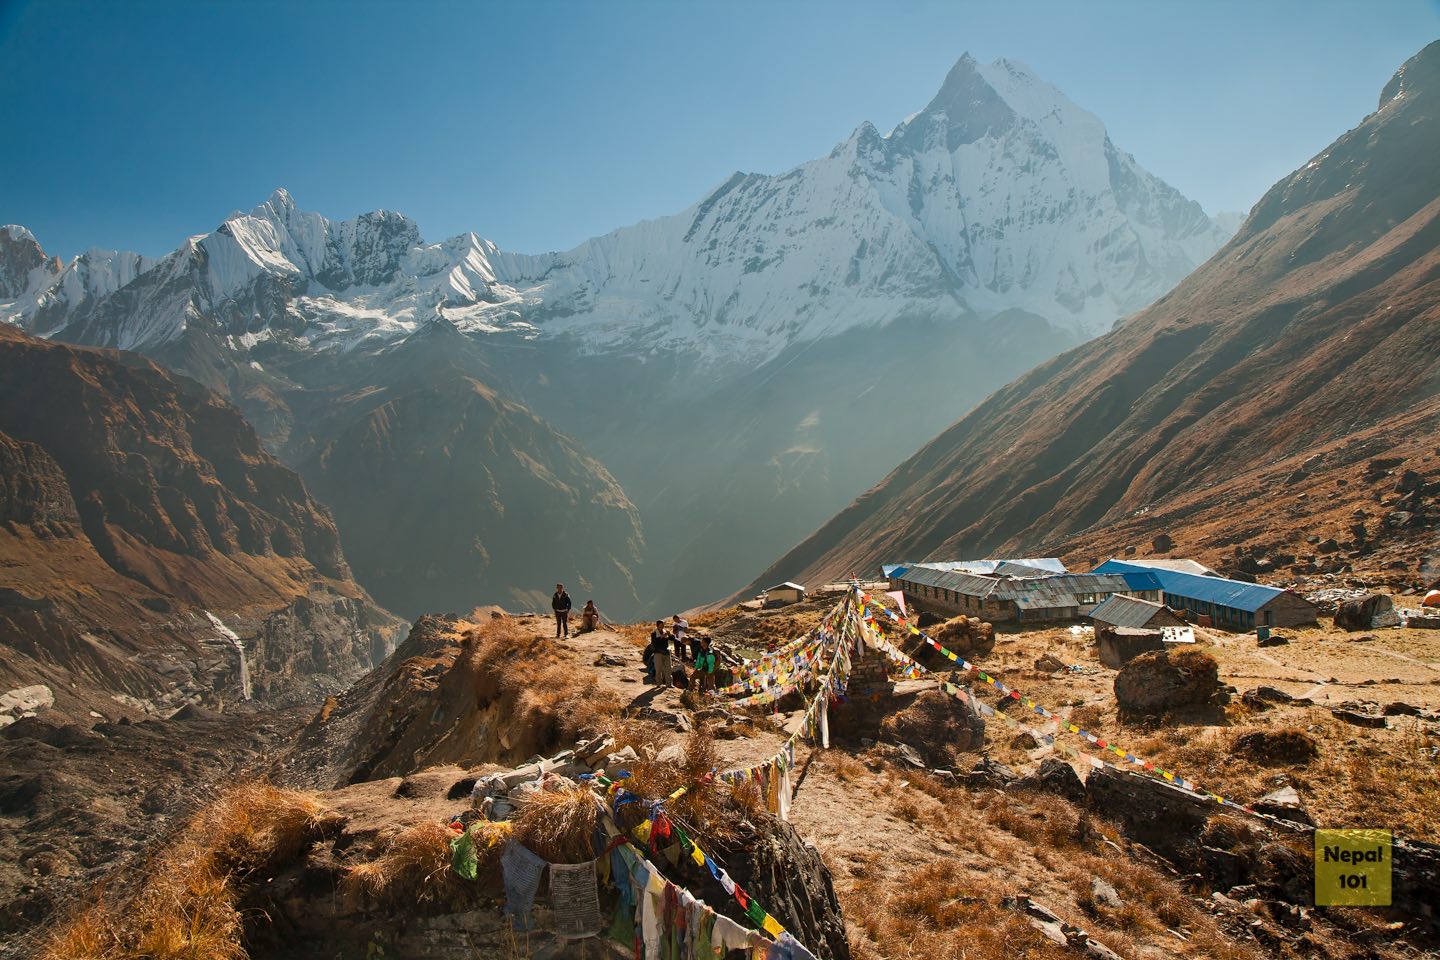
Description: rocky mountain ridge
xmin=0 ymin=326 xmax=402 ymax=721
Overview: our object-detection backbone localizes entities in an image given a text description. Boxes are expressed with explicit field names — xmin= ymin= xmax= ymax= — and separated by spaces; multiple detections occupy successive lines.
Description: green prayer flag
xmin=450 ymin=828 xmax=478 ymax=880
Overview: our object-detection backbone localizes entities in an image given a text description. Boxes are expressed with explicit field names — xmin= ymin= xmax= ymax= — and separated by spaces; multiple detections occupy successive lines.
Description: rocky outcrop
xmin=0 ymin=326 xmax=399 ymax=721
xmin=1114 ymin=648 xmax=1225 ymax=717
xmin=928 ymin=615 xmax=996 ymax=658
xmin=1333 ymin=593 xmax=1401 ymax=630
xmin=715 ymin=817 xmax=851 ymax=960
xmin=878 ymin=687 xmax=986 ymax=768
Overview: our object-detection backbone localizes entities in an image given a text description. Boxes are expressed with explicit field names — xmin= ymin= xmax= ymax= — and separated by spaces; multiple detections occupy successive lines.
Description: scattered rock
xmin=1396 ymin=469 xmax=1424 ymax=493
xmin=1383 ymin=701 xmax=1422 ymax=717
xmin=1257 ymin=633 xmax=1289 ymax=647
xmin=1252 ymin=786 xmax=1316 ymax=827
xmin=1034 ymin=654 xmax=1067 ymax=673
xmin=1331 ymin=708 xmax=1387 ymax=729
xmin=1012 ymin=757 xmax=1086 ymax=803
xmin=0 ymin=685 xmax=54 ymax=722
xmin=1152 ymin=533 xmax=1174 ymax=553
xmin=965 ymin=757 xmax=1018 ymax=789
xmin=1090 ymin=878 xmax=1122 ymax=909
xmin=1231 ymin=730 xmax=1319 ymax=766
xmin=1240 ymin=686 xmax=1304 ymax=711
xmin=1010 ymin=731 xmax=1040 ymax=750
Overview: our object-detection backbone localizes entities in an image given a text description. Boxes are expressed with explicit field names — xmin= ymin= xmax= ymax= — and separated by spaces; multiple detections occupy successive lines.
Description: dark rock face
xmin=1012 ymin=756 xmax=1086 ymax=802
xmin=0 ymin=326 xmax=399 ymax=720
xmin=1114 ymin=649 xmax=1224 ymax=716
xmin=878 ymin=688 xmax=986 ymax=768
xmin=0 ymin=431 xmax=79 ymax=534
xmin=719 ymin=817 xmax=851 ymax=960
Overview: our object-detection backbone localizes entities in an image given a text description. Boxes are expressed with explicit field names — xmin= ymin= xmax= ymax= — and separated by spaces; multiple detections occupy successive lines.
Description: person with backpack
xmin=694 ymin=636 xmax=718 ymax=694
xmin=551 ymin=583 xmax=572 ymax=638
xmin=648 ymin=620 xmax=673 ymax=687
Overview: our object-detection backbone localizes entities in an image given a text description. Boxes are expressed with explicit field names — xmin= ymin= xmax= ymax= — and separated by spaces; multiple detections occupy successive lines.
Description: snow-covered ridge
xmin=1 ymin=55 xmax=1234 ymax=361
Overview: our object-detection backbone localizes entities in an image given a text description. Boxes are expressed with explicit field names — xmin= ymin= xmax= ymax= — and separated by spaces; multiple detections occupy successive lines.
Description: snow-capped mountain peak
xmin=2 ymin=55 xmax=1233 ymax=359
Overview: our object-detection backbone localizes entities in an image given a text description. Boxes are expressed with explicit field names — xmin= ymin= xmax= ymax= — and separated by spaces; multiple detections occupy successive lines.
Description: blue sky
xmin=2 ymin=0 xmax=1436 ymax=260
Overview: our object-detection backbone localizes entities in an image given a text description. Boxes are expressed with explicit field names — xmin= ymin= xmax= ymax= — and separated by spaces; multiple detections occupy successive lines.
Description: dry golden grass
xmin=510 ymin=784 xmax=602 ymax=863
xmin=616 ymin=731 xmax=745 ymax=843
xmin=37 ymin=784 xmax=331 ymax=960
xmin=468 ymin=619 xmax=624 ymax=750
xmin=1127 ymin=710 xmax=1440 ymax=841
xmin=342 ymin=821 xmax=461 ymax=907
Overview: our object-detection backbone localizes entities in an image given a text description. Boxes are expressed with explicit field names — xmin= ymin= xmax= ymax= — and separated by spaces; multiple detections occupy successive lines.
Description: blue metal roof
xmin=880 ymin=564 xmax=910 ymax=579
xmin=1093 ymin=560 xmax=1288 ymax=613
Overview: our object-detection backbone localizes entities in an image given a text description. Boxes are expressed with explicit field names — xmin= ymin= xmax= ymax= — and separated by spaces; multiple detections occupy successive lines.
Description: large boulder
xmin=930 ymin=615 xmax=996 ymax=658
xmin=1114 ymin=648 xmax=1224 ymax=717
xmin=878 ymin=688 xmax=986 ymax=768
xmin=1333 ymin=593 xmax=1401 ymax=631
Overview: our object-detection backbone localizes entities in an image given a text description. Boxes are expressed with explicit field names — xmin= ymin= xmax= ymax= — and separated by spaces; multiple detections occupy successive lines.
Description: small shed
xmin=1096 ymin=627 xmax=1166 ymax=669
xmin=1089 ymin=595 xmax=1185 ymax=632
xmin=763 ymin=582 xmax=806 ymax=607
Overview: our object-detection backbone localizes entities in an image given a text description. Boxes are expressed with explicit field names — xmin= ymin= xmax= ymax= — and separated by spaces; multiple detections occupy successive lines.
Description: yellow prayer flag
xmin=762 ymin=915 xmax=784 ymax=937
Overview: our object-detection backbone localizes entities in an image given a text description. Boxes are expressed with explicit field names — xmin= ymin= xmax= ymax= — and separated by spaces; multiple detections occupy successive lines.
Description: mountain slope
xmin=748 ymin=40 xmax=1440 ymax=593
xmin=287 ymin=321 xmax=646 ymax=619
xmin=0 ymin=326 xmax=402 ymax=718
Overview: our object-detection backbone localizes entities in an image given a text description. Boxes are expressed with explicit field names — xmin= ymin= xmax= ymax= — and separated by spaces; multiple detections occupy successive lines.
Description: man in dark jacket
xmin=552 ymin=583 xmax=572 ymax=638
xmin=648 ymin=620 xmax=673 ymax=686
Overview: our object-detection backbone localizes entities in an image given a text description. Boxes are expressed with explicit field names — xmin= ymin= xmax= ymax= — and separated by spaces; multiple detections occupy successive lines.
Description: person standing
xmin=695 ymin=636 xmax=717 ymax=694
xmin=551 ymin=583 xmax=572 ymax=638
xmin=670 ymin=614 xmax=689 ymax=662
xmin=649 ymin=620 xmax=673 ymax=687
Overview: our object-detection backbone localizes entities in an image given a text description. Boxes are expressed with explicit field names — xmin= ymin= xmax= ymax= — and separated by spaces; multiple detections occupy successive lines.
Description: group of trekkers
xmin=646 ymin=614 xmax=717 ymax=693
xmin=550 ymin=583 xmax=599 ymax=638
xmin=550 ymin=582 xmax=716 ymax=692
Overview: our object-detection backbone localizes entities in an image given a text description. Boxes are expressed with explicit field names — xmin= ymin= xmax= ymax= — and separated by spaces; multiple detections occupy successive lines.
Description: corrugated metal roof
xmin=1121 ymin=558 xmax=1219 ymax=577
xmin=994 ymin=574 xmax=1140 ymax=610
xmin=1090 ymin=594 xmax=1170 ymax=628
xmin=896 ymin=568 xmax=1155 ymax=612
xmin=899 ymin=566 xmax=1000 ymax=597
xmin=1093 ymin=560 xmax=1293 ymax=613
xmin=906 ymin=558 xmax=1069 ymax=575
xmin=992 ymin=561 xmax=1058 ymax=578
xmin=1118 ymin=571 xmax=1165 ymax=592
xmin=766 ymin=582 xmax=805 ymax=592
xmin=880 ymin=564 xmax=909 ymax=579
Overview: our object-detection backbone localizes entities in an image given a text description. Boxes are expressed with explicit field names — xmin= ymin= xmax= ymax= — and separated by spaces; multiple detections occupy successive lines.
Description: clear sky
xmin=3 ymin=0 xmax=1436 ymax=260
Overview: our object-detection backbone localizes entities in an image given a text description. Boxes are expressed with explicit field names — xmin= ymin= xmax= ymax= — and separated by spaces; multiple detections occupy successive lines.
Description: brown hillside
xmin=0 ymin=326 xmax=401 ymax=717
xmin=746 ymin=40 xmax=1440 ymax=594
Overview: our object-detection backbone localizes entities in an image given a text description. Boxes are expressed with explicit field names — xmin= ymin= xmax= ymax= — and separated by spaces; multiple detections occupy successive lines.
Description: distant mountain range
xmin=1 ymin=55 xmax=1234 ymax=617
xmin=745 ymin=40 xmax=1440 ymax=595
